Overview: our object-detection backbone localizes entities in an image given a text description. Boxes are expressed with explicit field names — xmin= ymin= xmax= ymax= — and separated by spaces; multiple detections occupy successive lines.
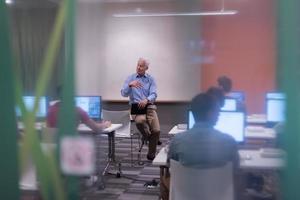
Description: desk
xmin=168 ymin=125 xmax=186 ymax=135
xmin=239 ymin=150 xmax=285 ymax=170
xmin=247 ymin=114 xmax=267 ymax=124
xmin=18 ymin=122 xmax=44 ymax=131
xmin=153 ymin=147 xmax=285 ymax=170
xmin=168 ymin=124 xmax=276 ymax=140
xmin=245 ymin=126 xmax=276 ymax=139
xmin=19 ymin=124 xmax=122 ymax=191
xmin=77 ymin=124 xmax=123 ymax=176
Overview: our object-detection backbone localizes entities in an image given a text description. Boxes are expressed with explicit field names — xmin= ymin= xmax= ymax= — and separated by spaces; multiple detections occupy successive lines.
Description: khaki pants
xmin=134 ymin=105 xmax=160 ymax=158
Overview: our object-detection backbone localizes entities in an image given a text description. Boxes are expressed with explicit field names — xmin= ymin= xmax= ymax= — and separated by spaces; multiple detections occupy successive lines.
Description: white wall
xmin=76 ymin=2 xmax=202 ymax=101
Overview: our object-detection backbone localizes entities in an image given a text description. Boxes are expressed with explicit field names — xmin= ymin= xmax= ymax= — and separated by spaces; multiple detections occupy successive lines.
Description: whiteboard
xmin=76 ymin=2 xmax=202 ymax=101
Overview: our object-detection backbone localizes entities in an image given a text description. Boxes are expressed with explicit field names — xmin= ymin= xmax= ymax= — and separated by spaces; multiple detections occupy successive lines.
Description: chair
xmin=169 ymin=159 xmax=234 ymax=200
xmin=102 ymin=109 xmax=142 ymax=166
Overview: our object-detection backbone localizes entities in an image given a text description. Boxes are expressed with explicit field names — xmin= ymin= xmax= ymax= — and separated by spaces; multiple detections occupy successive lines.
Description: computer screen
xmin=228 ymin=91 xmax=245 ymax=102
xmin=16 ymin=96 xmax=47 ymax=118
xmin=75 ymin=96 xmax=102 ymax=120
xmin=221 ymin=98 xmax=237 ymax=111
xmin=188 ymin=110 xmax=195 ymax=130
xmin=266 ymin=92 xmax=286 ymax=123
xmin=214 ymin=111 xmax=245 ymax=142
xmin=188 ymin=110 xmax=245 ymax=142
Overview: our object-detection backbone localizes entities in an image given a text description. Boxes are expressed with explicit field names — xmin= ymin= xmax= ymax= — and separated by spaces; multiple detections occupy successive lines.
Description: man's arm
xmin=147 ymin=76 xmax=158 ymax=103
xmin=85 ymin=119 xmax=111 ymax=133
xmin=121 ymin=76 xmax=132 ymax=97
xmin=77 ymin=107 xmax=111 ymax=133
xmin=138 ymin=76 xmax=158 ymax=108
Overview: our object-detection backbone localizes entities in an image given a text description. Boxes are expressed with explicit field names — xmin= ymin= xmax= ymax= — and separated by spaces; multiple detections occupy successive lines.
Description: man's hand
xmin=138 ymin=99 xmax=148 ymax=109
xmin=129 ymin=80 xmax=142 ymax=88
xmin=97 ymin=120 xmax=111 ymax=130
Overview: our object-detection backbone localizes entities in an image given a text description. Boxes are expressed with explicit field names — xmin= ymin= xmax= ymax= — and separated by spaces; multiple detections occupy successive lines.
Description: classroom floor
xmin=22 ymin=124 xmax=280 ymax=200
xmin=80 ymin=124 xmax=172 ymax=200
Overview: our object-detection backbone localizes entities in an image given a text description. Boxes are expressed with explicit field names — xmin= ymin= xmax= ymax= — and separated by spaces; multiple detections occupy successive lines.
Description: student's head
xmin=191 ymin=93 xmax=220 ymax=125
xmin=136 ymin=57 xmax=149 ymax=76
xmin=217 ymin=76 xmax=232 ymax=94
xmin=206 ymin=86 xmax=225 ymax=108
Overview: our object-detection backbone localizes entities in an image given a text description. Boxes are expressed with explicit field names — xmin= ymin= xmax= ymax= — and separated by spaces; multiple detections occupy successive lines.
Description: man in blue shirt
xmin=121 ymin=58 xmax=160 ymax=160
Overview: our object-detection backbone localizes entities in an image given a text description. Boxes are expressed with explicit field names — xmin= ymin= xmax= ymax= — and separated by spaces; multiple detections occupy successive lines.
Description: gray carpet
xmin=80 ymin=125 xmax=172 ymax=200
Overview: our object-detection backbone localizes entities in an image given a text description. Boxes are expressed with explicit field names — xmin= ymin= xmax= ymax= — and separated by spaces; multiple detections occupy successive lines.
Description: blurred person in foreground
xmin=47 ymin=86 xmax=111 ymax=133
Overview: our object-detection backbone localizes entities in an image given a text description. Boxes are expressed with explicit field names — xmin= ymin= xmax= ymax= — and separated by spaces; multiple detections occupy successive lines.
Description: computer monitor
xmin=16 ymin=96 xmax=48 ymax=118
xmin=221 ymin=98 xmax=237 ymax=111
xmin=75 ymin=96 xmax=102 ymax=120
xmin=266 ymin=92 xmax=286 ymax=124
xmin=214 ymin=111 xmax=245 ymax=143
xmin=188 ymin=110 xmax=245 ymax=142
xmin=228 ymin=91 xmax=245 ymax=102
xmin=188 ymin=110 xmax=195 ymax=130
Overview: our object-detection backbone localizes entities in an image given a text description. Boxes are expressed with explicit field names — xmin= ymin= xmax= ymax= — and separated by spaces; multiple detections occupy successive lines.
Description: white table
xmin=77 ymin=124 xmax=123 ymax=177
xmin=239 ymin=149 xmax=285 ymax=170
xmin=19 ymin=124 xmax=122 ymax=191
xmin=245 ymin=126 xmax=276 ymax=139
xmin=18 ymin=122 xmax=45 ymax=131
xmin=247 ymin=114 xmax=267 ymax=124
xmin=168 ymin=124 xmax=276 ymax=139
xmin=153 ymin=147 xmax=285 ymax=170
xmin=153 ymin=147 xmax=168 ymax=166
xmin=168 ymin=125 xmax=186 ymax=135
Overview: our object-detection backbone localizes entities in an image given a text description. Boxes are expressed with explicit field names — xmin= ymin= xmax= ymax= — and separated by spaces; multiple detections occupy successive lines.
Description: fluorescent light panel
xmin=5 ymin=0 xmax=13 ymax=4
xmin=114 ymin=10 xmax=238 ymax=17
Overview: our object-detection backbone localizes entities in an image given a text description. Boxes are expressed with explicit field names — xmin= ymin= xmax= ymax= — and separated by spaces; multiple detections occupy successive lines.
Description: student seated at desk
xmin=162 ymin=93 xmax=239 ymax=200
xmin=206 ymin=86 xmax=225 ymax=107
xmin=217 ymin=75 xmax=246 ymax=112
xmin=47 ymin=87 xmax=110 ymax=133
xmin=47 ymin=101 xmax=110 ymax=133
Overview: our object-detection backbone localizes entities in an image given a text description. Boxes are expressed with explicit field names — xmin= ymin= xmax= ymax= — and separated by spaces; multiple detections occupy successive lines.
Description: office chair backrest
xmin=102 ymin=109 xmax=131 ymax=137
xmin=169 ymin=159 xmax=234 ymax=200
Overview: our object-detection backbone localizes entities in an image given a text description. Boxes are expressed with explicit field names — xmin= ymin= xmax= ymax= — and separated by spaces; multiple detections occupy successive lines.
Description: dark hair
xmin=217 ymin=76 xmax=232 ymax=93
xmin=206 ymin=86 xmax=225 ymax=107
xmin=191 ymin=93 xmax=218 ymax=121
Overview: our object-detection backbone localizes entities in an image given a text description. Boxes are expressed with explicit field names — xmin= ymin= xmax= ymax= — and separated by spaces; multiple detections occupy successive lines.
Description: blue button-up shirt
xmin=121 ymin=73 xmax=157 ymax=104
xmin=168 ymin=121 xmax=238 ymax=168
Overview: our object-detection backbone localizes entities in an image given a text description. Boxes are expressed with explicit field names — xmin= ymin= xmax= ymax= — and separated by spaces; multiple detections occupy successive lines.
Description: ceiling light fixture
xmin=5 ymin=0 xmax=13 ymax=4
xmin=113 ymin=0 xmax=237 ymax=18
xmin=113 ymin=10 xmax=237 ymax=18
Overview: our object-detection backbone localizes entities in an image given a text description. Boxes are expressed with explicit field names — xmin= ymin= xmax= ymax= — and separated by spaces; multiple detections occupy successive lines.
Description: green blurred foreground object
xmin=1 ymin=0 xmax=78 ymax=199
xmin=277 ymin=0 xmax=300 ymax=199
xmin=0 ymin=1 xmax=20 ymax=199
